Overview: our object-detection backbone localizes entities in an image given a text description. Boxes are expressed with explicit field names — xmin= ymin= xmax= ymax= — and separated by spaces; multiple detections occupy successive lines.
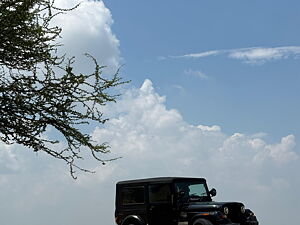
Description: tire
xmin=122 ymin=220 xmax=140 ymax=225
xmin=193 ymin=218 xmax=214 ymax=225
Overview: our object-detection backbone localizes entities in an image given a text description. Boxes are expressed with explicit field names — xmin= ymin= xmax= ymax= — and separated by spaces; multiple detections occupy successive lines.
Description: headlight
xmin=223 ymin=207 xmax=229 ymax=215
xmin=241 ymin=206 xmax=245 ymax=213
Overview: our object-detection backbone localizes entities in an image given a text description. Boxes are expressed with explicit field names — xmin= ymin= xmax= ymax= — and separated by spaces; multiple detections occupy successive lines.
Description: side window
xmin=149 ymin=184 xmax=171 ymax=203
xmin=121 ymin=186 xmax=145 ymax=205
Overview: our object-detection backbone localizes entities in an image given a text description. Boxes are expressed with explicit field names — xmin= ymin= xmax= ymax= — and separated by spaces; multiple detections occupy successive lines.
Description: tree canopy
xmin=0 ymin=0 xmax=126 ymax=178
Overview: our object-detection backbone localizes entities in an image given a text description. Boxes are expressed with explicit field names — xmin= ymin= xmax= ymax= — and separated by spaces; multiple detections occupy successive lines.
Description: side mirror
xmin=209 ymin=188 xmax=217 ymax=197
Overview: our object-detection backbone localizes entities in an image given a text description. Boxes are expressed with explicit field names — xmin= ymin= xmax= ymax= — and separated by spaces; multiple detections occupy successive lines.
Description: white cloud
xmin=228 ymin=46 xmax=300 ymax=64
xmin=177 ymin=50 xmax=220 ymax=58
xmin=174 ymin=46 xmax=300 ymax=64
xmin=197 ymin=124 xmax=221 ymax=132
xmin=1 ymin=80 xmax=299 ymax=225
xmin=266 ymin=135 xmax=298 ymax=164
xmin=52 ymin=0 xmax=121 ymax=73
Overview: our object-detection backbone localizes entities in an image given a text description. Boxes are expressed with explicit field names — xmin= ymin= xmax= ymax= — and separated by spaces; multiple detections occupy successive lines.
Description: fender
xmin=243 ymin=209 xmax=259 ymax=225
xmin=121 ymin=215 xmax=145 ymax=225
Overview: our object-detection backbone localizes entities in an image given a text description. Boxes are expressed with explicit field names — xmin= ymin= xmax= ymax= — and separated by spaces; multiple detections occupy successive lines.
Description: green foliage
xmin=0 ymin=0 xmax=60 ymax=69
xmin=0 ymin=0 xmax=127 ymax=178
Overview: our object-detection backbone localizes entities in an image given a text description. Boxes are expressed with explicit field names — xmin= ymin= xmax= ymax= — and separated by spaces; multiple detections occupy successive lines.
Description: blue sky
xmin=105 ymin=0 xmax=300 ymax=141
xmin=1 ymin=1 xmax=300 ymax=225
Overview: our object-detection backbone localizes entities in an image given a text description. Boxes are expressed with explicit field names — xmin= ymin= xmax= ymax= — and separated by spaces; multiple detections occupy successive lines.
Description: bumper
xmin=225 ymin=223 xmax=257 ymax=225
xmin=177 ymin=222 xmax=239 ymax=225
xmin=177 ymin=220 xmax=258 ymax=225
xmin=228 ymin=220 xmax=258 ymax=225
xmin=177 ymin=223 xmax=246 ymax=225
xmin=244 ymin=222 xmax=259 ymax=225
xmin=222 ymin=221 xmax=258 ymax=225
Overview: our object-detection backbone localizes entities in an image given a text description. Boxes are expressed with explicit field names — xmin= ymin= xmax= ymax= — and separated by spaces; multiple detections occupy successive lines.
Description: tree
xmin=0 ymin=0 xmax=126 ymax=178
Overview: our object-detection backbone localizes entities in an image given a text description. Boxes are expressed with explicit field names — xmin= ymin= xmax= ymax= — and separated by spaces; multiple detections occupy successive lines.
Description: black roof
xmin=116 ymin=177 xmax=206 ymax=185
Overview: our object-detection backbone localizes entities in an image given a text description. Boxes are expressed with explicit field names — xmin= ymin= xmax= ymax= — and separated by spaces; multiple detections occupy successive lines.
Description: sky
xmin=1 ymin=1 xmax=300 ymax=225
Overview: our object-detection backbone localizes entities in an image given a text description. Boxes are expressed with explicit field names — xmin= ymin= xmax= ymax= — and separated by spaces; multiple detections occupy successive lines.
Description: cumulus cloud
xmin=1 ymin=80 xmax=299 ymax=225
xmin=52 ymin=0 xmax=121 ymax=72
xmin=90 ymin=80 xmax=299 ymax=225
xmin=266 ymin=135 xmax=298 ymax=164
xmin=174 ymin=46 xmax=300 ymax=64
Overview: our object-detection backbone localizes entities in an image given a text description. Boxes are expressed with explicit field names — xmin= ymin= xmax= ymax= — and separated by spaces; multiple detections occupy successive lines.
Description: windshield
xmin=175 ymin=180 xmax=209 ymax=202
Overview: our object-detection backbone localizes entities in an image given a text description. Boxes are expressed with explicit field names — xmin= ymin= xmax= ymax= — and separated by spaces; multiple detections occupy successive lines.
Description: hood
xmin=184 ymin=201 xmax=244 ymax=212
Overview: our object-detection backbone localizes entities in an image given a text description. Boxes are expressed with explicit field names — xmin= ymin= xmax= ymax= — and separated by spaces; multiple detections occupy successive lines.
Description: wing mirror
xmin=209 ymin=188 xmax=217 ymax=197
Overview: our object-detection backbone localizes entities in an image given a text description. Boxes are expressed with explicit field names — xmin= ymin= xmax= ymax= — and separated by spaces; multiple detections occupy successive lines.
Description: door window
xmin=149 ymin=184 xmax=171 ymax=203
xmin=121 ymin=186 xmax=145 ymax=205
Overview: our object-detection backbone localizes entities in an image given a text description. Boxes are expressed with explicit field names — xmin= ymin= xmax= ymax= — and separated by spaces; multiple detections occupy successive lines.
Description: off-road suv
xmin=115 ymin=177 xmax=258 ymax=225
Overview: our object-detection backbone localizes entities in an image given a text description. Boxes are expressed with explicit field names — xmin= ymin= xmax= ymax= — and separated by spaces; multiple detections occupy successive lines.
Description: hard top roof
xmin=116 ymin=177 xmax=206 ymax=185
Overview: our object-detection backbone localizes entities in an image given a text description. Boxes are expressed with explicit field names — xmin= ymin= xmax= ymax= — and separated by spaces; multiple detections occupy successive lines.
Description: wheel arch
xmin=121 ymin=215 xmax=145 ymax=225
xmin=190 ymin=213 xmax=216 ymax=225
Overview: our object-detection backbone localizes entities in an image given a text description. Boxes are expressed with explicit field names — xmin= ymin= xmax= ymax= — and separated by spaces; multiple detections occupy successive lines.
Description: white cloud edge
xmin=52 ymin=0 xmax=121 ymax=72
xmin=171 ymin=46 xmax=300 ymax=64
xmin=92 ymin=79 xmax=299 ymax=167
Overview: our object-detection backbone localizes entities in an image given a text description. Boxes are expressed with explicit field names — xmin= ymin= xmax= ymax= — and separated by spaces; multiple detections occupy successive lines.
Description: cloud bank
xmin=1 ymin=80 xmax=299 ymax=225
xmin=175 ymin=46 xmax=300 ymax=64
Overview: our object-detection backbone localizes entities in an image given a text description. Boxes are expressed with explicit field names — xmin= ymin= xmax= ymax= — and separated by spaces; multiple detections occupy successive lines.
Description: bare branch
xmin=0 ymin=0 xmax=128 ymax=178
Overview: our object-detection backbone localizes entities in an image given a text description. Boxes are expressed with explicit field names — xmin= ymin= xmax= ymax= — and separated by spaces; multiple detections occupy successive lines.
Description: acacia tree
xmin=0 ymin=0 xmax=126 ymax=178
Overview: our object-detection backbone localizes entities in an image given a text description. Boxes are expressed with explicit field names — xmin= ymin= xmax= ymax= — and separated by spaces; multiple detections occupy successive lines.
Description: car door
xmin=119 ymin=185 xmax=147 ymax=222
xmin=147 ymin=183 xmax=175 ymax=225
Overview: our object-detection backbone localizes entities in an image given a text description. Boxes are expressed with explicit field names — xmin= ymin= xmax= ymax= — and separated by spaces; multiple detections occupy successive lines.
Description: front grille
xmin=226 ymin=203 xmax=243 ymax=223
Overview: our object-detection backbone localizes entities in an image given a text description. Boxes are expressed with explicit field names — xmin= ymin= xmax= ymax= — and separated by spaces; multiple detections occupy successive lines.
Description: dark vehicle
xmin=115 ymin=177 xmax=258 ymax=225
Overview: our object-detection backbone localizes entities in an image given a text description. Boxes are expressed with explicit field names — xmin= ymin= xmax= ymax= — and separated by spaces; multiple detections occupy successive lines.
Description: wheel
xmin=122 ymin=220 xmax=140 ymax=225
xmin=122 ymin=217 xmax=144 ymax=225
xmin=193 ymin=218 xmax=214 ymax=225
